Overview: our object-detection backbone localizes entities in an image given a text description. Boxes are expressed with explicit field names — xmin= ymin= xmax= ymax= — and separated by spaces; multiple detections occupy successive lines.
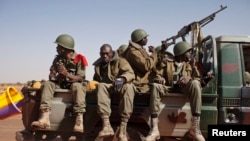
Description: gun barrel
xmin=199 ymin=5 xmax=227 ymax=26
xmin=164 ymin=5 xmax=227 ymax=46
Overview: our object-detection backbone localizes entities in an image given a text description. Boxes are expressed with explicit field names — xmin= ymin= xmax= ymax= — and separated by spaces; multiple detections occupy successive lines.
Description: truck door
xmin=215 ymin=35 xmax=250 ymax=125
xmin=199 ymin=35 xmax=218 ymax=136
xmin=241 ymin=43 xmax=250 ymax=124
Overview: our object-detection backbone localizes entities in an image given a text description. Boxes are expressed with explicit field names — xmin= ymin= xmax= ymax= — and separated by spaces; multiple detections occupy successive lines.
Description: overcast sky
xmin=1 ymin=0 xmax=250 ymax=83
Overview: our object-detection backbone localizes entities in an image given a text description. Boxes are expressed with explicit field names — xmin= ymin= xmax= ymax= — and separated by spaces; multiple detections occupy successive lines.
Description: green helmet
xmin=117 ymin=44 xmax=128 ymax=54
xmin=131 ymin=29 xmax=148 ymax=42
xmin=173 ymin=41 xmax=192 ymax=56
xmin=54 ymin=34 xmax=75 ymax=50
xmin=155 ymin=46 xmax=162 ymax=53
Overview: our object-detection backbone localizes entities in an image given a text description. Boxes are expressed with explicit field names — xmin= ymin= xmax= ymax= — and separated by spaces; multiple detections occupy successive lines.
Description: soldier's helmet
xmin=155 ymin=46 xmax=162 ymax=53
xmin=173 ymin=41 xmax=192 ymax=56
xmin=131 ymin=29 xmax=148 ymax=42
xmin=117 ymin=44 xmax=128 ymax=55
xmin=55 ymin=34 xmax=75 ymax=50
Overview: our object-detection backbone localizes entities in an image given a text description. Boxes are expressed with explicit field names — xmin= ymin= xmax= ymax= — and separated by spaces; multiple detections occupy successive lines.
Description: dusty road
xmin=0 ymin=114 xmax=24 ymax=141
xmin=0 ymin=114 xmax=77 ymax=141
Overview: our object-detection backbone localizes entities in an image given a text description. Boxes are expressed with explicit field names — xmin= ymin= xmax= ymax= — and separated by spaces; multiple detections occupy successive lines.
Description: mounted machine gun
xmin=164 ymin=5 xmax=227 ymax=47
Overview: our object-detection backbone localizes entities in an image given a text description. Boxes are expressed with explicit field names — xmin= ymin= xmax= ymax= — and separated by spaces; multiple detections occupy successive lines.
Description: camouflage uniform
xmin=31 ymin=34 xmax=87 ymax=133
xmin=40 ymin=53 xmax=87 ymax=113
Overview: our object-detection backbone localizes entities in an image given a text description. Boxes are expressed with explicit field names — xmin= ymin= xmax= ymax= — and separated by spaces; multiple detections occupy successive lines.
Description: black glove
xmin=114 ymin=77 xmax=125 ymax=91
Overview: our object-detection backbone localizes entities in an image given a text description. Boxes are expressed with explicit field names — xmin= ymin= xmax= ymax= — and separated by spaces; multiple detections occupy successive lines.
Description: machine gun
xmin=165 ymin=5 xmax=227 ymax=46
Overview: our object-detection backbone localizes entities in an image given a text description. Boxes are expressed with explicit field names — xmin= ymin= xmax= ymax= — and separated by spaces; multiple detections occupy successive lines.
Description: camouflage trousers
xmin=40 ymin=80 xmax=87 ymax=113
xmin=97 ymin=83 xmax=136 ymax=123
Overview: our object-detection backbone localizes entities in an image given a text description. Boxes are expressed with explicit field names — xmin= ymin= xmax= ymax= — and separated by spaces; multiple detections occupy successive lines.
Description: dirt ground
xmin=0 ymin=114 xmax=25 ymax=141
xmin=0 ymin=83 xmax=77 ymax=141
xmin=0 ymin=84 xmax=27 ymax=141
xmin=0 ymin=84 xmax=24 ymax=140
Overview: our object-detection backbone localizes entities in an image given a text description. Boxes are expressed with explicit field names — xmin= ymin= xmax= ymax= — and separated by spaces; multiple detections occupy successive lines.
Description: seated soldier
xmin=93 ymin=44 xmax=135 ymax=141
xmin=152 ymin=45 xmax=175 ymax=87
xmin=172 ymin=41 xmax=205 ymax=141
xmin=117 ymin=44 xmax=128 ymax=57
xmin=245 ymin=56 xmax=250 ymax=86
xmin=31 ymin=34 xmax=88 ymax=133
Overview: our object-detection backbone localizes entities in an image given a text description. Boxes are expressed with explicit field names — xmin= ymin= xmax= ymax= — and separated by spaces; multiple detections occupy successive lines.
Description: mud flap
xmin=21 ymin=89 xmax=41 ymax=131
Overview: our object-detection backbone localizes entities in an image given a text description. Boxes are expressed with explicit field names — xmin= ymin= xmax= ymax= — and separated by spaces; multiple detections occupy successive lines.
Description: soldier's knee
xmin=96 ymin=82 xmax=105 ymax=89
xmin=43 ymin=81 xmax=55 ymax=88
xmin=71 ymin=82 xmax=82 ymax=90
xmin=190 ymin=80 xmax=201 ymax=88
xmin=120 ymin=83 xmax=135 ymax=96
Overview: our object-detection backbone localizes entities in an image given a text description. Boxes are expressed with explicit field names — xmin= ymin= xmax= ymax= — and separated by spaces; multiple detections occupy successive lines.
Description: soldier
xmin=124 ymin=29 xmax=169 ymax=141
xmin=93 ymin=44 xmax=135 ymax=141
xmin=173 ymin=41 xmax=205 ymax=141
xmin=245 ymin=56 xmax=250 ymax=86
xmin=151 ymin=45 xmax=175 ymax=87
xmin=117 ymin=44 xmax=128 ymax=57
xmin=31 ymin=34 xmax=88 ymax=133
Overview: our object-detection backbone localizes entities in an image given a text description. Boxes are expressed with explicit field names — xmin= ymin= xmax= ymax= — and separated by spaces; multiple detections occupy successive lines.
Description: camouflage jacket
xmin=50 ymin=52 xmax=86 ymax=81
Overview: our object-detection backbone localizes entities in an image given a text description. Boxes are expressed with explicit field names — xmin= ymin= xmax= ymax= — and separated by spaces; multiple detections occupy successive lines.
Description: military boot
xmin=113 ymin=121 xmax=128 ymax=141
xmin=73 ymin=113 xmax=84 ymax=133
xmin=97 ymin=115 xmax=115 ymax=137
xmin=145 ymin=118 xmax=160 ymax=141
xmin=31 ymin=109 xmax=51 ymax=129
xmin=189 ymin=116 xmax=205 ymax=141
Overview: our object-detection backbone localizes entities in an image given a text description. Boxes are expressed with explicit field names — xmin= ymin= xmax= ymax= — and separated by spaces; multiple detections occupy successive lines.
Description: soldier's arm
xmin=127 ymin=49 xmax=157 ymax=74
xmin=118 ymin=58 xmax=135 ymax=82
xmin=60 ymin=62 xmax=84 ymax=83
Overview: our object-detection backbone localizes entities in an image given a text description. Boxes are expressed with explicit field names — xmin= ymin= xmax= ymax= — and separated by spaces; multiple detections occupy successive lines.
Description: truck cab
xmin=154 ymin=35 xmax=250 ymax=140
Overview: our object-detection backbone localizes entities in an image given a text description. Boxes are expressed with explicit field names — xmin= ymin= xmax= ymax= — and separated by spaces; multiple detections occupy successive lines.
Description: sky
xmin=1 ymin=0 xmax=250 ymax=83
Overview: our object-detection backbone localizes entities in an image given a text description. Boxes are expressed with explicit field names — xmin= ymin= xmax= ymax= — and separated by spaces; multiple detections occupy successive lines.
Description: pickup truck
xmin=16 ymin=35 xmax=250 ymax=141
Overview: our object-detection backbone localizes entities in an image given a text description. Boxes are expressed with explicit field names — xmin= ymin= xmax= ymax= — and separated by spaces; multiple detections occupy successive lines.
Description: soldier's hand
xmin=148 ymin=46 xmax=155 ymax=53
xmin=49 ymin=70 xmax=57 ymax=81
xmin=161 ymin=40 xmax=170 ymax=50
xmin=57 ymin=64 xmax=68 ymax=77
xmin=177 ymin=76 xmax=192 ymax=87
xmin=114 ymin=77 xmax=125 ymax=91
xmin=206 ymin=71 xmax=214 ymax=78
xmin=154 ymin=76 xmax=166 ymax=85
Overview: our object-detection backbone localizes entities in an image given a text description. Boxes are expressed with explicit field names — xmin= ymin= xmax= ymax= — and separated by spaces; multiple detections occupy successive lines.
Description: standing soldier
xmin=93 ymin=44 xmax=135 ymax=141
xmin=173 ymin=41 xmax=205 ymax=141
xmin=31 ymin=34 xmax=88 ymax=133
xmin=124 ymin=29 xmax=169 ymax=141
